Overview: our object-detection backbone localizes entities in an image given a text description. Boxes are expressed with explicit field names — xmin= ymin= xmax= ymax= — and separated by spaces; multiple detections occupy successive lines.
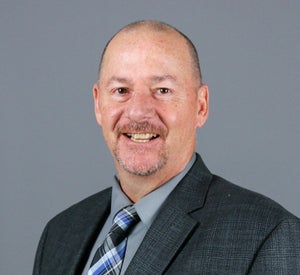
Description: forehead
xmin=110 ymin=26 xmax=188 ymax=49
xmin=101 ymin=28 xmax=192 ymax=74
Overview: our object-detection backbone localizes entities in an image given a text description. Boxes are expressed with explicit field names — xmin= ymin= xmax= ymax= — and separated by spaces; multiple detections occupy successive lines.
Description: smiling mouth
xmin=125 ymin=133 xmax=159 ymax=143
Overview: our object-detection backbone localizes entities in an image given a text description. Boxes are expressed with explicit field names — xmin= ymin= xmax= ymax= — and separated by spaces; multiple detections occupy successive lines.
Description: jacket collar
xmin=69 ymin=189 xmax=112 ymax=274
xmin=125 ymin=153 xmax=212 ymax=274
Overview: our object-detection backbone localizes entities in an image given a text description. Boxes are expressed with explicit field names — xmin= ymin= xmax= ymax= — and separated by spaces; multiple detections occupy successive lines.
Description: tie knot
xmin=113 ymin=205 xmax=140 ymax=232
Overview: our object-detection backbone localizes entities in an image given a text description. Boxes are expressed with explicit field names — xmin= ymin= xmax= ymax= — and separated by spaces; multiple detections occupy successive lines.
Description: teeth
xmin=127 ymin=133 xmax=158 ymax=142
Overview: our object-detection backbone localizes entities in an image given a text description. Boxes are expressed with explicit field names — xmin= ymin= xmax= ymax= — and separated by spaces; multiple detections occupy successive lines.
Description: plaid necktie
xmin=88 ymin=205 xmax=140 ymax=275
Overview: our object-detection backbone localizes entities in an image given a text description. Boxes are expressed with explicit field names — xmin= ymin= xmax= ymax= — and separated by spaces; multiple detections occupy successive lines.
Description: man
xmin=33 ymin=21 xmax=300 ymax=274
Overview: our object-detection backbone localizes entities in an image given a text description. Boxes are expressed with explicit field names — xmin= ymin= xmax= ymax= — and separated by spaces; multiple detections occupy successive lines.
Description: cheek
xmin=99 ymin=107 xmax=119 ymax=150
xmin=169 ymin=102 xmax=198 ymax=126
xmin=99 ymin=103 xmax=123 ymax=129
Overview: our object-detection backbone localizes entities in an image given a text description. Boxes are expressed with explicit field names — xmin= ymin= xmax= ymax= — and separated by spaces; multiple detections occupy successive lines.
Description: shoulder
xmin=190 ymin=154 xmax=297 ymax=223
xmin=46 ymin=187 xmax=112 ymax=230
xmin=192 ymin=174 xmax=300 ymax=270
xmin=33 ymin=188 xmax=112 ymax=274
xmin=204 ymin=175 xmax=299 ymax=234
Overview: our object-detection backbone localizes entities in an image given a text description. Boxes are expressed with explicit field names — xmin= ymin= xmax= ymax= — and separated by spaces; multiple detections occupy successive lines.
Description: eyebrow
xmin=104 ymin=76 xmax=133 ymax=88
xmin=148 ymin=74 xmax=178 ymax=84
xmin=104 ymin=74 xmax=178 ymax=88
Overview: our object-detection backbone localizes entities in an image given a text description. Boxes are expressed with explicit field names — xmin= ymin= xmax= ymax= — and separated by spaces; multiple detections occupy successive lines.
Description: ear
xmin=196 ymin=84 xmax=209 ymax=128
xmin=93 ymin=83 xmax=102 ymax=126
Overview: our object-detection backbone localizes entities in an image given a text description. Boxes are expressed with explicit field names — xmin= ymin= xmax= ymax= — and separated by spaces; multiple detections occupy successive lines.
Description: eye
xmin=157 ymin=88 xmax=170 ymax=94
xmin=114 ymin=87 xmax=128 ymax=95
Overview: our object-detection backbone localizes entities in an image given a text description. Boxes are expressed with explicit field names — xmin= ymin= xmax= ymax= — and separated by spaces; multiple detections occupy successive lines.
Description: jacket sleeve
xmin=32 ymin=224 xmax=48 ymax=275
xmin=248 ymin=217 xmax=300 ymax=274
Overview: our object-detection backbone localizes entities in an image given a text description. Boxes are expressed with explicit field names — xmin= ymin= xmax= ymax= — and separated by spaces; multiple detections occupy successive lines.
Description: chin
xmin=115 ymin=150 xmax=167 ymax=177
xmin=122 ymin=164 xmax=162 ymax=176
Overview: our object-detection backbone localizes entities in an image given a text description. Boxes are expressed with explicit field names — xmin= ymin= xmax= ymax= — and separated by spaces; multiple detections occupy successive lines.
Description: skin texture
xmin=93 ymin=23 xmax=209 ymax=202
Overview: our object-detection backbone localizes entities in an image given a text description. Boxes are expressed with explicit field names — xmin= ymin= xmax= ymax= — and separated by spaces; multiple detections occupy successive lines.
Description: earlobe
xmin=196 ymin=84 xmax=209 ymax=128
xmin=93 ymin=83 xmax=102 ymax=125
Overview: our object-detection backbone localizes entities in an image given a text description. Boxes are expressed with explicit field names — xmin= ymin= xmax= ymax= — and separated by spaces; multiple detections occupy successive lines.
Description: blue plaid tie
xmin=88 ymin=205 xmax=140 ymax=275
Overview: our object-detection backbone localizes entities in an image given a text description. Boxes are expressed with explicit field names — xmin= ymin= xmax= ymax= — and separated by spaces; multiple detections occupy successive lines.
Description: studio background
xmin=1 ymin=1 xmax=299 ymax=274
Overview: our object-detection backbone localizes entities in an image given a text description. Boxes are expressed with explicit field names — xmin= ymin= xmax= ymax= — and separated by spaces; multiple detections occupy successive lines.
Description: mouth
xmin=125 ymin=133 xmax=159 ymax=143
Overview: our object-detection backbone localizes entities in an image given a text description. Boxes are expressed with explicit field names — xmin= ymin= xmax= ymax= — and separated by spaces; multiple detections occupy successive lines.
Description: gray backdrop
xmin=1 ymin=1 xmax=299 ymax=274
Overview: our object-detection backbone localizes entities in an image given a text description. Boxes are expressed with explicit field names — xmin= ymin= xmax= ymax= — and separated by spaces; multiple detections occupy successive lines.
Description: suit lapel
xmin=126 ymin=154 xmax=212 ymax=274
xmin=51 ymin=188 xmax=112 ymax=274
xmin=125 ymin=205 xmax=198 ymax=274
xmin=74 ymin=189 xmax=112 ymax=274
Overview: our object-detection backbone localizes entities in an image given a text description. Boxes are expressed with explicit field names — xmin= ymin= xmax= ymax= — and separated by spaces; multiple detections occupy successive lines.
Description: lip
xmin=119 ymin=133 xmax=161 ymax=146
xmin=125 ymin=133 xmax=158 ymax=143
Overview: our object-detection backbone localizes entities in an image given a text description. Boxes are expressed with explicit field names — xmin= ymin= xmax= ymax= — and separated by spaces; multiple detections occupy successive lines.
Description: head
xmin=98 ymin=21 xmax=203 ymax=85
xmin=93 ymin=20 xmax=209 ymax=185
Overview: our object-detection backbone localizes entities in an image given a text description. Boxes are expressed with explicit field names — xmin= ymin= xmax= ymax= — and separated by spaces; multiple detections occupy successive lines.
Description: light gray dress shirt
xmin=82 ymin=154 xmax=196 ymax=274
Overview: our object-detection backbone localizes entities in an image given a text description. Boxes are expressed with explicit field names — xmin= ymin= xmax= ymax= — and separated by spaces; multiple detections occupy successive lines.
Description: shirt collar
xmin=111 ymin=154 xmax=196 ymax=228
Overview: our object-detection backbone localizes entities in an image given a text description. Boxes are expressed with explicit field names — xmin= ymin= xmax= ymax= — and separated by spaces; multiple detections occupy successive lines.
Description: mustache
xmin=116 ymin=121 xmax=167 ymax=137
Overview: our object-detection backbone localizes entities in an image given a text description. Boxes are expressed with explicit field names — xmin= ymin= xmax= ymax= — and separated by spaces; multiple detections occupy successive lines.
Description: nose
xmin=126 ymin=90 xmax=155 ymax=121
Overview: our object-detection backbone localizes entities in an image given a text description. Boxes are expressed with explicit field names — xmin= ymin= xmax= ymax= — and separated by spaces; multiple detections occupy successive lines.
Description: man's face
xmin=94 ymin=29 xmax=208 ymax=180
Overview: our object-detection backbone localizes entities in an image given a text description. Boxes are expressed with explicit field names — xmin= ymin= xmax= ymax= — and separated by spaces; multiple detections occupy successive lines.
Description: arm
xmin=248 ymin=217 xmax=300 ymax=274
xmin=32 ymin=225 xmax=48 ymax=275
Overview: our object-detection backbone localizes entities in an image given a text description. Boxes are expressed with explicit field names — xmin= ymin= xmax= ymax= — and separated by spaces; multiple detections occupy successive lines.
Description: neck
xmin=117 ymin=173 xmax=168 ymax=202
xmin=116 ymin=156 xmax=193 ymax=202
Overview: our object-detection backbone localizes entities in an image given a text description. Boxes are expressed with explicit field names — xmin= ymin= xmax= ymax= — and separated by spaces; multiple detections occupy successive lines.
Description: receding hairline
xmin=98 ymin=20 xmax=202 ymax=84
xmin=121 ymin=20 xmax=179 ymax=33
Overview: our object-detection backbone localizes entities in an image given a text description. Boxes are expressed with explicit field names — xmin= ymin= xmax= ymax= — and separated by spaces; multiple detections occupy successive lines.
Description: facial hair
xmin=114 ymin=121 xmax=168 ymax=176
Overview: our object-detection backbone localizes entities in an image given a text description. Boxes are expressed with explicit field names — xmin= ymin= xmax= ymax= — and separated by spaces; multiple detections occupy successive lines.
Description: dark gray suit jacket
xmin=33 ymin=154 xmax=300 ymax=274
